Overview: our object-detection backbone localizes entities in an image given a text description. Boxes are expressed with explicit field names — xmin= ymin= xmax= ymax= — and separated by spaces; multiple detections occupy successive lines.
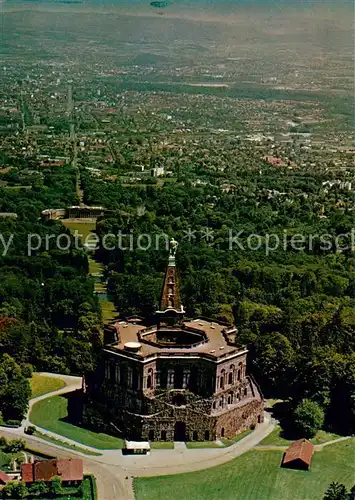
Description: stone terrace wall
xmin=215 ymin=398 xmax=264 ymax=439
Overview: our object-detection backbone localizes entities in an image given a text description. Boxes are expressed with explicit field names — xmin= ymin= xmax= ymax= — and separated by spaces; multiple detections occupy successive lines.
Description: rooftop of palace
xmin=104 ymin=317 xmax=246 ymax=362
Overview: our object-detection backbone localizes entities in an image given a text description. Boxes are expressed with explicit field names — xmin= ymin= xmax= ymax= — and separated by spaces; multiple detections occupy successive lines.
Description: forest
xmin=0 ymin=138 xmax=354 ymax=434
xmin=0 ymin=165 xmax=102 ymax=423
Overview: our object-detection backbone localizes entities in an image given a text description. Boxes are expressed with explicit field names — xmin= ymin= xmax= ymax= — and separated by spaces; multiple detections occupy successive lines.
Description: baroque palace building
xmin=83 ymin=240 xmax=264 ymax=442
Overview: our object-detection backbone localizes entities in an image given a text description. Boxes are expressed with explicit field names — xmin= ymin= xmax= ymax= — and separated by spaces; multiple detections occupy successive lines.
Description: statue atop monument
xmin=169 ymin=237 xmax=178 ymax=258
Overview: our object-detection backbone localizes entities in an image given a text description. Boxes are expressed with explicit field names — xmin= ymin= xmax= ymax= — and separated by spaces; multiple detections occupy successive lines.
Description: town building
xmin=41 ymin=206 xmax=107 ymax=221
xmin=22 ymin=459 xmax=84 ymax=486
xmin=0 ymin=471 xmax=10 ymax=490
xmin=0 ymin=212 xmax=18 ymax=219
xmin=84 ymin=240 xmax=264 ymax=442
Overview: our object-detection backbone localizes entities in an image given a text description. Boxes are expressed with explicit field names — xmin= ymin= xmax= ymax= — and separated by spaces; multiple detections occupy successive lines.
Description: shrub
xmin=3 ymin=420 xmax=21 ymax=428
xmin=4 ymin=439 xmax=25 ymax=453
xmin=293 ymin=399 xmax=325 ymax=438
xmin=25 ymin=426 xmax=36 ymax=435
xmin=28 ymin=480 xmax=48 ymax=496
xmin=48 ymin=476 xmax=62 ymax=496
xmin=1 ymin=480 xmax=27 ymax=499
xmin=22 ymin=363 xmax=33 ymax=379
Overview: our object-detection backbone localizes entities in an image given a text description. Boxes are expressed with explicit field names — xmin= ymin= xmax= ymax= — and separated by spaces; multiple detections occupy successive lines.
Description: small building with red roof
xmin=0 ymin=471 xmax=11 ymax=489
xmin=22 ymin=459 xmax=83 ymax=486
xmin=281 ymin=439 xmax=314 ymax=471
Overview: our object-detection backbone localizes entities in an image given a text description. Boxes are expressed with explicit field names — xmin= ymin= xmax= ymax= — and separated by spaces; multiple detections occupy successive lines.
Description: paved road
xmin=0 ymin=428 xmax=133 ymax=500
xmin=1 ymin=373 xmax=277 ymax=499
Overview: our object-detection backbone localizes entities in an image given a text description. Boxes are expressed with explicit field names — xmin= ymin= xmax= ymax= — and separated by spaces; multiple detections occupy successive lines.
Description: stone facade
xmin=84 ymin=337 xmax=263 ymax=441
xmin=84 ymin=240 xmax=264 ymax=442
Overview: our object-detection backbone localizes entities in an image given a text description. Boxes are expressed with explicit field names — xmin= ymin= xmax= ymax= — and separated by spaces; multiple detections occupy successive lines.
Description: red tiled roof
xmin=22 ymin=459 xmax=83 ymax=483
xmin=21 ymin=463 xmax=34 ymax=483
xmin=57 ymin=459 xmax=83 ymax=482
xmin=34 ymin=460 xmax=58 ymax=482
xmin=283 ymin=439 xmax=314 ymax=466
xmin=0 ymin=471 xmax=11 ymax=484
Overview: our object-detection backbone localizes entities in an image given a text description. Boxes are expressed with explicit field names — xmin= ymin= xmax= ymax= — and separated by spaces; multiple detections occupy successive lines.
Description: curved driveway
xmin=1 ymin=372 xmax=276 ymax=499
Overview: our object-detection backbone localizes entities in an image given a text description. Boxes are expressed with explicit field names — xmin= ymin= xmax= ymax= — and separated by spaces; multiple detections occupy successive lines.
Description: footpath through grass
xmin=30 ymin=396 xmax=124 ymax=450
xmin=134 ymin=438 xmax=355 ymax=500
xmin=30 ymin=374 xmax=66 ymax=398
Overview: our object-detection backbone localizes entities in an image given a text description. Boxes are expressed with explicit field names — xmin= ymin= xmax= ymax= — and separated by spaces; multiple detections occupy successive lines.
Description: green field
xmin=30 ymin=396 xmax=124 ymax=450
xmin=260 ymin=426 xmax=342 ymax=447
xmin=62 ymin=220 xmax=97 ymax=240
xmin=134 ymin=439 xmax=355 ymax=500
xmin=100 ymin=298 xmax=119 ymax=322
xmin=30 ymin=374 xmax=66 ymax=399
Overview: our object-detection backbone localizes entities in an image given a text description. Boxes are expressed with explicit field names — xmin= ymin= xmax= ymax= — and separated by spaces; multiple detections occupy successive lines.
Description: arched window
xmin=219 ymin=398 xmax=223 ymax=407
xmin=110 ymin=363 xmax=115 ymax=381
xmin=204 ymin=430 xmax=210 ymax=441
xmin=147 ymin=368 xmax=153 ymax=389
xmin=221 ymin=428 xmax=225 ymax=438
xmin=220 ymin=370 xmax=225 ymax=389
xmin=228 ymin=372 xmax=233 ymax=385
xmin=148 ymin=430 xmax=154 ymax=441
xmin=132 ymin=368 xmax=139 ymax=390
xmin=161 ymin=430 xmax=167 ymax=441
xmin=127 ymin=366 xmax=133 ymax=388
xmin=104 ymin=360 xmax=110 ymax=380
xmin=212 ymin=400 xmax=216 ymax=410
xmin=193 ymin=431 xmax=198 ymax=441
xmin=244 ymin=387 xmax=248 ymax=397
xmin=167 ymin=369 xmax=174 ymax=388
xmin=115 ymin=365 xmax=120 ymax=384
xmin=228 ymin=392 xmax=233 ymax=405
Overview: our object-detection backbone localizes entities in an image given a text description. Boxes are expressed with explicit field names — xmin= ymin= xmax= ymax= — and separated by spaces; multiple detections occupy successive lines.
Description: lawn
xmin=88 ymin=257 xmax=104 ymax=276
xmin=133 ymin=439 xmax=355 ymax=500
xmin=259 ymin=426 xmax=342 ymax=446
xmin=30 ymin=396 xmax=124 ymax=450
xmin=150 ymin=442 xmax=174 ymax=449
xmin=62 ymin=220 xmax=96 ymax=240
xmin=185 ymin=441 xmax=222 ymax=449
xmin=99 ymin=298 xmax=119 ymax=323
xmin=30 ymin=374 xmax=66 ymax=399
xmin=34 ymin=431 xmax=102 ymax=456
